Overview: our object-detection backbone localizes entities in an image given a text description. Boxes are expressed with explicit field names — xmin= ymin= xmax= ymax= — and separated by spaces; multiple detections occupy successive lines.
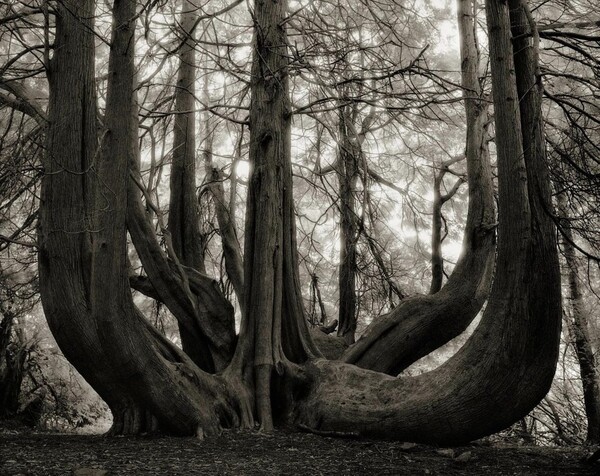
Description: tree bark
xmin=38 ymin=0 xmax=562 ymax=445
xmin=169 ymin=0 xmax=204 ymax=272
xmin=167 ymin=0 xmax=217 ymax=368
xmin=40 ymin=0 xmax=129 ymax=428
xmin=227 ymin=0 xmax=320 ymax=430
xmin=429 ymin=179 xmax=445 ymax=294
xmin=127 ymin=179 xmax=236 ymax=372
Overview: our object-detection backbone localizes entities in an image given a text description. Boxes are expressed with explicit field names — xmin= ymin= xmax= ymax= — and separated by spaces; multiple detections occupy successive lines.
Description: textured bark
xmin=39 ymin=0 xmax=562 ymax=445
xmin=295 ymin=0 xmax=561 ymax=443
xmin=342 ymin=0 xmax=495 ymax=375
xmin=336 ymin=105 xmax=360 ymax=345
xmin=168 ymin=0 xmax=204 ymax=272
xmin=167 ymin=0 xmax=214 ymax=366
xmin=227 ymin=0 xmax=320 ymax=430
xmin=127 ymin=183 xmax=236 ymax=372
xmin=39 ymin=0 xmax=128 ymax=425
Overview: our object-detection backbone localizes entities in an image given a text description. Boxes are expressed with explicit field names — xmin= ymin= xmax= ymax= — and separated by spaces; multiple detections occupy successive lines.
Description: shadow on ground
xmin=0 ymin=426 xmax=597 ymax=475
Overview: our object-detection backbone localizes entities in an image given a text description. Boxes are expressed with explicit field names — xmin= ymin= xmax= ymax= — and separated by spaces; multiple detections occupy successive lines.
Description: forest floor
xmin=0 ymin=422 xmax=598 ymax=475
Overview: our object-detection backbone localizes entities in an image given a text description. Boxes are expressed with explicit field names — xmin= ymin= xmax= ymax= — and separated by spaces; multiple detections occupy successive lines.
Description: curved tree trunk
xmin=341 ymin=0 xmax=495 ymax=375
xmin=128 ymin=0 xmax=236 ymax=372
xmin=40 ymin=0 xmax=131 ymax=428
xmin=294 ymin=0 xmax=561 ymax=443
xmin=127 ymin=177 xmax=236 ymax=372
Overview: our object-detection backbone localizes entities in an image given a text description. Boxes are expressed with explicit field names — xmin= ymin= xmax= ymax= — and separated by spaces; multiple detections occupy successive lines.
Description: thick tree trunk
xmin=40 ymin=0 xmax=130 ymax=427
xmin=127 ymin=179 xmax=236 ymax=372
xmin=342 ymin=0 xmax=495 ymax=374
xmin=126 ymin=1 xmax=236 ymax=372
xmin=227 ymin=0 xmax=320 ymax=430
xmin=39 ymin=0 xmax=562 ymax=445
xmin=295 ymin=0 xmax=561 ymax=443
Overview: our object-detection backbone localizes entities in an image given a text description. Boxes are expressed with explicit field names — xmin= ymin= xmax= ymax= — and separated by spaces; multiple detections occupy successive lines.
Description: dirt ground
xmin=0 ymin=425 xmax=598 ymax=475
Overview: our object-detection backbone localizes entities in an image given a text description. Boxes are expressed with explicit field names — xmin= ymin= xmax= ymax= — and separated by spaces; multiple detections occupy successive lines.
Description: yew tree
xmin=35 ymin=0 xmax=563 ymax=442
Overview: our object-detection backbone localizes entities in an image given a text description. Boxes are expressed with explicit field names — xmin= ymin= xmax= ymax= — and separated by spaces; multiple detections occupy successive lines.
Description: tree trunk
xmin=167 ymin=0 xmax=218 ymax=369
xmin=39 ymin=0 xmax=562 ymax=445
xmin=226 ymin=0 xmax=320 ymax=430
xmin=0 ymin=311 xmax=25 ymax=417
xmin=336 ymin=104 xmax=360 ymax=345
xmin=342 ymin=0 xmax=495 ymax=374
xmin=127 ymin=177 xmax=236 ymax=372
xmin=429 ymin=177 xmax=445 ymax=294
xmin=169 ymin=0 xmax=204 ymax=272
xmin=40 ymin=0 xmax=129 ymax=427
xmin=559 ymin=195 xmax=600 ymax=443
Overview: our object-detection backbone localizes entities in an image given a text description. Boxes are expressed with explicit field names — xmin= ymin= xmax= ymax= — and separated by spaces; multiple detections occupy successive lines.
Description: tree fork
xmin=41 ymin=0 xmax=247 ymax=437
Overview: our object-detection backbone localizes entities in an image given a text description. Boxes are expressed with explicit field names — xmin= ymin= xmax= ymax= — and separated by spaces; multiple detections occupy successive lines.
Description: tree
xmin=560 ymin=196 xmax=600 ymax=443
xmin=295 ymin=0 xmax=561 ymax=442
xmin=41 ymin=0 xmax=245 ymax=435
xmin=30 ymin=0 xmax=563 ymax=443
xmin=0 ymin=302 xmax=26 ymax=418
xmin=340 ymin=0 xmax=496 ymax=374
